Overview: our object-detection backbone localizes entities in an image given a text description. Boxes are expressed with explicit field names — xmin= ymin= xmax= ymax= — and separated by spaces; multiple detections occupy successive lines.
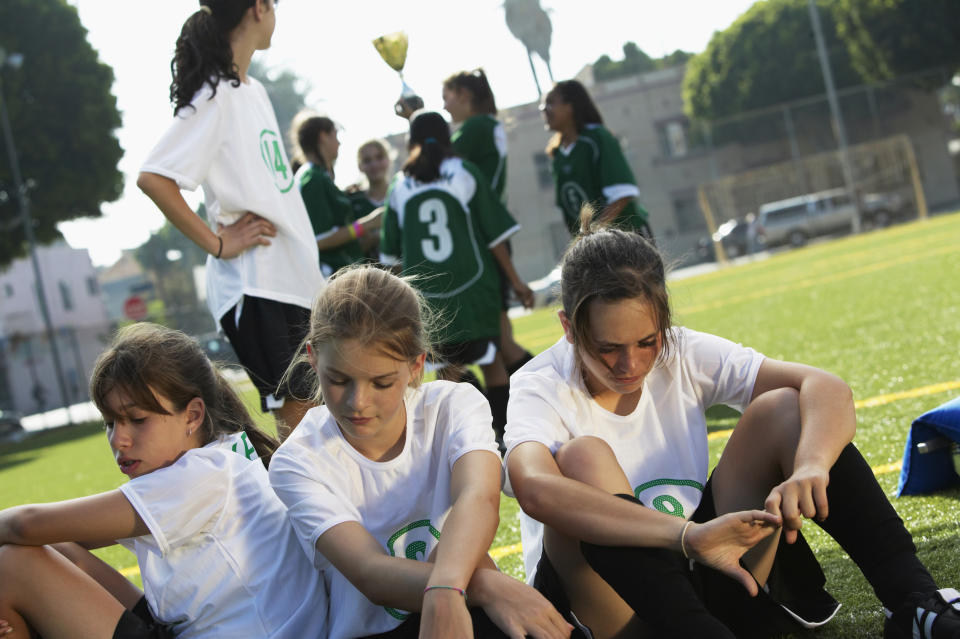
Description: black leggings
xmin=578 ymin=443 xmax=936 ymax=638
xmin=360 ymin=607 xmax=509 ymax=639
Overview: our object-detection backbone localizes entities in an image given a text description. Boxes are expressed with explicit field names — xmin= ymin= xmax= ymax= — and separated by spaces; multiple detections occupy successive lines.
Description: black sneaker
xmin=885 ymin=588 xmax=960 ymax=638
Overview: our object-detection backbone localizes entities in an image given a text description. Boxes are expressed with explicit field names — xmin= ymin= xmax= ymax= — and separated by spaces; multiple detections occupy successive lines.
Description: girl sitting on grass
xmin=268 ymin=265 xmax=570 ymax=639
xmin=0 ymin=323 xmax=327 ymax=639
xmin=504 ymin=214 xmax=960 ymax=639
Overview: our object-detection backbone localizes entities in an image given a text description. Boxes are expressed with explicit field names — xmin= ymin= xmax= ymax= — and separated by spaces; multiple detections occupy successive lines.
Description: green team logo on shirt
xmin=259 ymin=129 xmax=294 ymax=193
xmin=230 ymin=432 xmax=257 ymax=460
xmin=383 ymin=519 xmax=441 ymax=620
xmin=560 ymin=182 xmax=589 ymax=217
xmin=634 ymin=478 xmax=704 ymax=518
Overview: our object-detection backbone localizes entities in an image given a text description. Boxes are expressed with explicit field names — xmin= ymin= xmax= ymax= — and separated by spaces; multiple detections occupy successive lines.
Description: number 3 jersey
xmin=379 ymin=157 xmax=519 ymax=345
xmin=269 ymin=381 xmax=501 ymax=639
xmin=503 ymin=328 xmax=765 ymax=583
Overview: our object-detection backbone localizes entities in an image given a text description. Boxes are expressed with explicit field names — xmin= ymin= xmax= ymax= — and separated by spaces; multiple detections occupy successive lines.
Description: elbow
xmin=513 ymin=479 xmax=555 ymax=524
xmin=2 ymin=506 xmax=40 ymax=544
xmin=135 ymin=172 xmax=151 ymax=194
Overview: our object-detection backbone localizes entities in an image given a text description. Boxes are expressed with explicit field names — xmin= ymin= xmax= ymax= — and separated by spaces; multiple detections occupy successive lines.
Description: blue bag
xmin=897 ymin=396 xmax=960 ymax=496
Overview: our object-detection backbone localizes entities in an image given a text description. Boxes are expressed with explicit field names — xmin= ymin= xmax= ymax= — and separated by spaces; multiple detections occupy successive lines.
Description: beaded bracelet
xmin=346 ymin=223 xmax=358 ymax=240
xmin=423 ymin=585 xmax=466 ymax=601
xmin=352 ymin=221 xmax=364 ymax=238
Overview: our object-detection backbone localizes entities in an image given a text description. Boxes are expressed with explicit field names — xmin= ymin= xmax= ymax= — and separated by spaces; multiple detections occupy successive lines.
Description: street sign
xmin=123 ymin=295 xmax=148 ymax=321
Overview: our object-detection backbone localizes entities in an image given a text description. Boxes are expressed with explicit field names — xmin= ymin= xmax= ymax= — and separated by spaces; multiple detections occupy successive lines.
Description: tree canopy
xmin=593 ymin=43 xmax=693 ymax=82
xmin=0 ymin=0 xmax=123 ymax=268
xmin=683 ymin=0 xmax=862 ymax=121
xmin=835 ymin=0 xmax=960 ymax=84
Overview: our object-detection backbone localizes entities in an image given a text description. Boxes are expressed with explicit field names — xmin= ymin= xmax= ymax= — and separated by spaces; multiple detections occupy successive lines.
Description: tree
xmin=0 ymin=0 xmax=123 ymax=268
xmin=682 ymin=0 xmax=862 ymax=121
xmin=593 ymin=43 xmax=693 ymax=82
xmin=835 ymin=0 xmax=960 ymax=84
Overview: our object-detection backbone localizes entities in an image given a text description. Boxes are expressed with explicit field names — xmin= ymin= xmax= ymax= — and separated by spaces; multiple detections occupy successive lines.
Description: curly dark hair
xmin=169 ymin=1 xmax=257 ymax=115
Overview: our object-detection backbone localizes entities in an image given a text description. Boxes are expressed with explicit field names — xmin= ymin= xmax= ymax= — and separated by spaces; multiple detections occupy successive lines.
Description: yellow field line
xmin=116 ymin=379 xmax=955 ymax=578
xmin=677 ymin=243 xmax=957 ymax=315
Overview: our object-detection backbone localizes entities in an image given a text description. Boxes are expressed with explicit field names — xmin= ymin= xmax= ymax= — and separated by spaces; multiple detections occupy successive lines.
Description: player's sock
xmin=816 ymin=443 xmax=938 ymax=611
xmin=486 ymin=384 xmax=509 ymax=452
xmin=506 ymin=351 xmax=534 ymax=376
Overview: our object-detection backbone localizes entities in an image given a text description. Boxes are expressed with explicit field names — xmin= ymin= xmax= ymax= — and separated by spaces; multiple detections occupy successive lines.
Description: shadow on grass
xmin=705 ymin=404 xmax=741 ymax=435
xmin=0 ymin=422 xmax=104 ymax=461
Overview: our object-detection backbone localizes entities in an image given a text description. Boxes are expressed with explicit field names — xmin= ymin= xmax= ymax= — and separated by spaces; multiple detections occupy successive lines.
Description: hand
xmin=217 ymin=212 xmax=277 ymax=259
xmin=764 ymin=465 xmax=830 ymax=544
xmin=359 ymin=207 xmax=384 ymax=234
xmin=512 ymin=281 xmax=535 ymax=309
xmin=0 ymin=618 xmax=12 ymax=636
xmin=419 ymin=588 xmax=472 ymax=639
xmin=684 ymin=510 xmax=782 ymax=597
xmin=471 ymin=570 xmax=572 ymax=639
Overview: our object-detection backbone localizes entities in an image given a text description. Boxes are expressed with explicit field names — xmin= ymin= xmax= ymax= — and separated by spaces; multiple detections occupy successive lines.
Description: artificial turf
xmin=2 ymin=211 xmax=959 ymax=638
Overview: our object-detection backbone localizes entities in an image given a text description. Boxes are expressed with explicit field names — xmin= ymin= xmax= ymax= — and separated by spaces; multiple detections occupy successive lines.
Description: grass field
xmin=3 ymin=211 xmax=960 ymax=637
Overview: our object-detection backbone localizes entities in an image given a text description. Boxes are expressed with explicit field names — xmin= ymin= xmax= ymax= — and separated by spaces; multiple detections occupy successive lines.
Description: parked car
xmin=0 ymin=409 xmax=24 ymax=439
xmin=753 ymin=188 xmax=909 ymax=249
xmin=698 ymin=216 xmax=755 ymax=261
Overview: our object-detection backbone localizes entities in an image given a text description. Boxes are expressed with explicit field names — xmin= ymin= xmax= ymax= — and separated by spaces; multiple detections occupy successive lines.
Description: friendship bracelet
xmin=680 ymin=520 xmax=693 ymax=559
xmin=214 ymin=235 xmax=223 ymax=259
xmin=346 ymin=223 xmax=358 ymax=240
xmin=352 ymin=221 xmax=364 ymax=238
xmin=423 ymin=585 xmax=467 ymax=601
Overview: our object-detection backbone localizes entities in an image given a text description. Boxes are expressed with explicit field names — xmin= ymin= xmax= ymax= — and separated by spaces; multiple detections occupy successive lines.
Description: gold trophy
xmin=372 ymin=31 xmax=423 ymax=118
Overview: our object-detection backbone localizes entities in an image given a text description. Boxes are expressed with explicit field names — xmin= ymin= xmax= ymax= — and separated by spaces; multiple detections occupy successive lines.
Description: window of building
xmin=672 ymin=192 xmax=706 ymax=233
xmin=532 ymin=152 xmax=553 ymax=190
xmin=59 ymin=281 xmax=74 ymax=311
xmin=86 ymin=276 xmax=99 ymax=296
xmin=3 ymin=283 xmax=12 ymax=298
xmin=657 ymin=120 xmax=689 ymax=158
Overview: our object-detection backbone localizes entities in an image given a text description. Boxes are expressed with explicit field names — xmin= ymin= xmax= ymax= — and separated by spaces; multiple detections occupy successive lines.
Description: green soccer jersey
xmin=380 ymin=158 xmax=519 ymax=345
xmin=297 ymin=163 xmax=364 ymax=275
xmin=451 ymin=115 xmax=507 ymax=204
xmin=552 ymin=123 xmax=649 ymax=235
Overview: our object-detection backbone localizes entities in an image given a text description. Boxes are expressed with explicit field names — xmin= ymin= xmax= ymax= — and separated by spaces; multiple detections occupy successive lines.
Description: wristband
xmin=214 ymin=235 xmax=223 ymax=259
xmin=352 ymin=221 xmax=364 ymax=238
xmin=423 ymin=585 xmax=467 ymax=601
xmin=346 ymin=223 xmax=358 ymax=240
xmin=680 ymin=520 xmax=693 ymax=559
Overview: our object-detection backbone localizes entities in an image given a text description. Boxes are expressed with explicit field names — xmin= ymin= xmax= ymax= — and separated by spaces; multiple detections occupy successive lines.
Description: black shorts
xmin=219 ymin=295 xmax=314 ymax=412
xmin=359 ymin=608 xmax=508 ymax=638
xmin=113 ymin=597 xmax=174 ymax=639
xmin=533 ymin=475 xmax=839 ymax=638
xmin=432 ymin=338 xmax=498 ymax=368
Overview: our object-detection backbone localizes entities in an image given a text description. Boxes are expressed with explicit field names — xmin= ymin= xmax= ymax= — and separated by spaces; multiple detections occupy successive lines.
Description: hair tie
xmin=199 ymin=4 xmax=212 ymax=15
xmin=423 ymin=137 xmax=438 ymax=145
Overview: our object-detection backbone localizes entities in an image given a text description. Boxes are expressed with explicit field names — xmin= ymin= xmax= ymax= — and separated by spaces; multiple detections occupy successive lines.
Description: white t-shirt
xmin=141 ymin=78 xmax=323 ymax=322
xmin=269 ymin=381 xmax=500 ymax=639
xmin=118 ymin=432 xmax=328 ymax=639
xmin=503 ymin=327 xmax=765 ymax=583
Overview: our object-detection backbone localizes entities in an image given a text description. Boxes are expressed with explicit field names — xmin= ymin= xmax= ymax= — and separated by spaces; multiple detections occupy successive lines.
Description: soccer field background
xmin=2 ymin=212 xmax=959 ymax=638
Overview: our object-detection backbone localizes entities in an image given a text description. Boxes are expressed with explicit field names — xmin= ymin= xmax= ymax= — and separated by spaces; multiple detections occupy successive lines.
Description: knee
xmin=555 ymin=436 xmax=628 ymax=490
xmin=0 ymin=544 xmax=47 ymax=591
xmin=744 ymin=387 xmax=801 ymax=432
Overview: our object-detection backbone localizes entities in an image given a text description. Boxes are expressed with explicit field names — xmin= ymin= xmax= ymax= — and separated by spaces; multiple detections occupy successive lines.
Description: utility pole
xmin=0 ymin=48 xmax=73 ymax=425
xmin=807 ymin=0 xmax=862 ymax=233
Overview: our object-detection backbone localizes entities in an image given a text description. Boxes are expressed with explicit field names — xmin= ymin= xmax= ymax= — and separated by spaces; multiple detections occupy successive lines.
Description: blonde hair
xmin=286 ymin=265 xmax=435 ymax=403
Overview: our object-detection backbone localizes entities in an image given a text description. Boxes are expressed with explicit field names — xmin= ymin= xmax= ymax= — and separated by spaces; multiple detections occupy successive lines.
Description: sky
xmin=58 ymin=0 xmax=757 ymax=267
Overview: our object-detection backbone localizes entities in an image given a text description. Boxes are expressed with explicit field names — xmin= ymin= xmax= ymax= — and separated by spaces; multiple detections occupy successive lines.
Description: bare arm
xmin=136 ymin=172 xmax=276 ymax=259
xmin=752 ymin=359 xmax=856 ymax=541
xmin=315 ymin=207 xmax=383 ymax=251
xmin=489 ymin=243 xmax=533 ymax=309
xmin=0 ymin=491 xmax=148 ymax=547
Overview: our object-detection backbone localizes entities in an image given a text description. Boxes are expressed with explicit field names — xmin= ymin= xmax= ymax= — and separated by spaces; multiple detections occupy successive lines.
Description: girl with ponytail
xmin=380 ymin=111 xmax=533 ymax=450
xmin=0 ymin=323 xmax=327 ymax=639
xmin=138 ymin=1 xmax=323 ymax=439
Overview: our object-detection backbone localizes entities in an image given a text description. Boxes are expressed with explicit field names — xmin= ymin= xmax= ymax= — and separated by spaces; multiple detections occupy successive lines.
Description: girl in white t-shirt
xmin=137 ymin=0 xmax=323 ymax=438
xmin=268 ymin=265 xmax=571 ymax=639
xmin=505 ymin=220 xmax=959 ymax=639
xmin=0 ymin=323 xmax=327 ymax=639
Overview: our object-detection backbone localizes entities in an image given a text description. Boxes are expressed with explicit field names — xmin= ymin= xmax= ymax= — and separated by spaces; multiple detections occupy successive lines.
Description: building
xmin=0 ymin=242 xmax=112 ymax=414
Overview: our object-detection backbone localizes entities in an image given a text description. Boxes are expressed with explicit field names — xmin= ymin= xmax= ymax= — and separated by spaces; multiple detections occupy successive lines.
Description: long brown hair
xmin=285 ymin=265 xmax=435 ymax=404
xmin=560 ymin=207 xmax=674 ymax=373
xmin=290 ymin=111 xmax=336 ymax=174
xmin=443 ymin=68 xmax=497 ymax=115
xmin=545 ymin=79 xmax=604 ymax=157
xmin=91 ymin=323 xmax=277 ymax=466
